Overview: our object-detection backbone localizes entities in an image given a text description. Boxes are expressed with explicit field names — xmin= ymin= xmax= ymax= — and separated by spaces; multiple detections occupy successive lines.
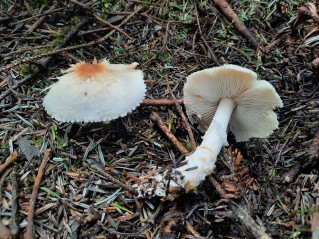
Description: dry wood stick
xmin=166 ymin=80 xmax=196 ymax=151
xmin=0 ymin=45 xmax=52 ymax=58
xmin=94 ymin=15 xmax=134 ymax=40
xmin=89 ymin=164 xmax=138 ymax=196
xmin=0 ymin=169 xmax=13 ymax=239
xmin=311 ymin=213 xmax=319 ymax=239
xmin=141 ymin=99 xmax=184 ymax=106
xmin=11 ymin=169 xmax=19 ymax=236
xmin=67 ymin=0 xmax=134 ymax=40
xmin=9 ymin=7 xmax=68 ymax=25
xmin=25 ymin=149 xmax=51 ymax=239
xmin=211 ymin=0 xmax=259 ymax=51
xmin=0 ymin=168 xmax=11 ymax=208
xmin=208 ymin=176 xmax=272 ymax=239
xmin=310 ymin=128 xmax=319 ymax=158
xmin=0 ymin=6 xmax=142 ymax=73
xmin=26 ymin=3 xmax=58 ymax=34
xmin=0 ymin=18 xmax=88 ymax=101
xmin=151 ymin=111 xmax=190 ymax=156
xmin=0 ymin=221 xmax=11 ymax=239
xmin=194 ymin=1 xmax=219 ymax=64
xmin=0 ymin=151 xmax=19 ymax=176
xmin=1 ymin=16 xmax=88 ymax=73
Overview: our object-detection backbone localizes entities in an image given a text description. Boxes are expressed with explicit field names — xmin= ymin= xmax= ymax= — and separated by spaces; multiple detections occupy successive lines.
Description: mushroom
xmin=173 ymin=64 xmax=283 ymax=192
xmin=136 ymin=64 xmax=283 ymax=197
xmin=43 ymin=59 xmax=146 ymax=122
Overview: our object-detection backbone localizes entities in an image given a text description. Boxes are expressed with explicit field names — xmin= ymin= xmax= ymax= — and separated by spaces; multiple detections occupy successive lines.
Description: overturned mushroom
xmin=137 ymin=64 xmax=283 ymax=197
xmin=43 ymin=59 xmax=146 ymax=122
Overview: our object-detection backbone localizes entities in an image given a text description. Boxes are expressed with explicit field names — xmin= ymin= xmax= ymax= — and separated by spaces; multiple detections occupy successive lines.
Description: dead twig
xmin=11 ymin=169 xmax=19 ymax=236
xmin=89 ymin=164 xmax=138 ymax=196
xmin=67 ymin=0 xmax=134 ymax=40
xmin=0 ymin=221 xmax=12 ymax=239
xmin=94 ymin=15 xmax=134 ymax=40
xmin=311 ymin=213 xmax=319 ymax=239
xmin=0 ymin=45 xmax=52 ymax=58
xmin=166 ymin=80 xmax=196 ymax=151
xmin=0 ymin=151 xmax=19 ymax=176
xmin=0 ymin=6 xmax=142 ymax=74
xmin=194 ymin=1 xmax=219 ymax=64
xmin=262 ymin=34 xmax=288 ymax=53
xmin=0 ymin=168 xmax=12 ymax=208
xmin=230 ymin=201 xmax=272 ymax=239
xmin=9 ymin=7 xmax=68 ymax=25
xmin=211 ymin=0 xmax=259 ymax=51
xmin=141 ymin=99 xmax=184 ymax=106
xmin=310 ymin=128 xmax=319 ymax=158
xmin=151 ymin=111 xmax=190 ymax=156
xmin=208 ymin=176 xmax=272 ymax=239
xmin=0 ymin=18 xmax=89 ymax=101
xmin=3 ymin=16 xmax=89 ymax=72
xmin=26 ymin=3 xmax=58 ymax=34
xmin=25 ymin=149 xmax=51 ymax=239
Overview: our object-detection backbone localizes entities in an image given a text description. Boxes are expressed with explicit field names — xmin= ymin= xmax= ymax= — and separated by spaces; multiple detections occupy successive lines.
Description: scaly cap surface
xmin=43 ymin=59 xmax=146 ymax=122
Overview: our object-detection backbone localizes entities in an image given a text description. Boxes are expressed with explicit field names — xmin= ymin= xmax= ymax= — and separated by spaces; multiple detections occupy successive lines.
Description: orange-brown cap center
xmin=74 ymin=63 xmax=105 ymax=79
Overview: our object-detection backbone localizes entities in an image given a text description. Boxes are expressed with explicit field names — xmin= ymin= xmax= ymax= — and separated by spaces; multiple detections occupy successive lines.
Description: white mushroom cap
xmin=43 ymin=59 xmax=146 ymax=122
xmin=183 ymin=64 xmax=283 ymax=142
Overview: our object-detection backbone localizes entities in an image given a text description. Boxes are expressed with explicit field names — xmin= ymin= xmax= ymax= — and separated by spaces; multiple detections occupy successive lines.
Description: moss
xmin=71 ymin=16 xmax=81 ymax=25
xmin=93 ymin=0 xmax=118 ymax=10
xmin=158 ymin=52 xmax=172 ymax=63
xmin=141 ymin=0 xmax=152 ymax=8
xmin=29 ymin=0 xmax=48 ymax=9
xmin=37 ymin=47 xmax=51 ymax=55
xmin=172 ymin=29 xmax=188 ymax=45
xmin=19 ymin=64 xmax=32 ymax=76
xmin=50 ymin=38 xmax=64 ymax=48
xmin=53 ymin=32 xmax=64 ymax=40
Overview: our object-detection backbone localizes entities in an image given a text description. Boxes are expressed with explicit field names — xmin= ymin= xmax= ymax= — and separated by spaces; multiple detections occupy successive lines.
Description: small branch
xmin=262 ymin=34 xmax=288 ymax=53
xmin=229 ymin=201 xmax=272 ymax=239
xmin=151 ymin=111 xmax=190 ymax=156
xmin=10 ymin=169 xmax=19 ymax=236
xmin=25 ymin=149 xmax=51 ymax=239
xmin=94 ymin=15 xmax=134 ymax=40
xmin=310 ymin=128 xmax=319 ymax=158
xmin=0 ymin=169 xmax=12 ymax=208
xmin=194 ymin=1 xmax=219 ymax=63
xmin=9 ymin=7 xmax=67 ymax=25
xmin=0 ymin=18 xmax=87 ymax=101
xmin=0 ymin=6 xmax=142 ymax=73
xmin=0 ymin=151 xmax=19 ymax=176
xmin=26 ymin=3 xmax=58 ymax=34
xmin=141 ymin=99 xmax=184 ymax=106
xmin=0 ymin=18 xmax=89 ymax=73
xmin=89 ymin=164 xmax=138 ymax=196
xmin=0 ymin=221 xmax=11 ymax=239
xmin=311 ymin=213 xmax=319 ymax=239
xmin=165 ymin=80 xmax=196 ymax=151
xmin=67 ymin=0 xmax=134 ymax=40
xmin=208 ymin=176 xmax=227 ymax=197
xmin=208 ymin=176 xmax=272 ymax=239
xmin=211 ymin=0 xmax=259 ymax=51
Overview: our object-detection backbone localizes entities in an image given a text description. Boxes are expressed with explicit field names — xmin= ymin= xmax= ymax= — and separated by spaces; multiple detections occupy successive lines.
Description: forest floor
xmin=1 ymin=0 xmax=319 ymax=238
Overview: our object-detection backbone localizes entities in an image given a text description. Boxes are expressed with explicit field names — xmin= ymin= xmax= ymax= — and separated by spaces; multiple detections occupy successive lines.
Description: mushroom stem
xmin=175 ymin=98 xmax=236 ymax=192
